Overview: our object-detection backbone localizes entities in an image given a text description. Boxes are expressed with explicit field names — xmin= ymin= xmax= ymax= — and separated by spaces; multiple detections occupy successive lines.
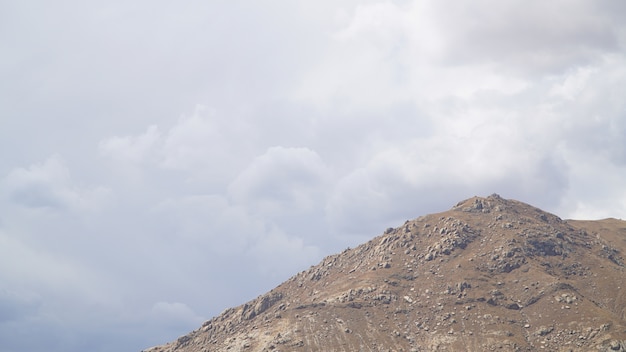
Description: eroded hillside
xmin=144 ymin=194 xmax=626 ymax=352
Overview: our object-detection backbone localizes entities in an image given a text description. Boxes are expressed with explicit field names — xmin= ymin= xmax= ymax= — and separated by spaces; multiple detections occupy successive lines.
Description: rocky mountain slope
xmin=143 ymin=194 xmax=626 ymax=351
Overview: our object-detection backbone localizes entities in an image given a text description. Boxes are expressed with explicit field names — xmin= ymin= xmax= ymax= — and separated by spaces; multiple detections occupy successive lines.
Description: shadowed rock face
xmin=143 ymin=194 xmax=626 ymax=352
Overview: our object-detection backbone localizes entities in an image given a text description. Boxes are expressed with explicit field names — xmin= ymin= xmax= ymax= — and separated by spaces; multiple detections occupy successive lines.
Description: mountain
xmin=143 ymin=194 xmax=626 ymax=351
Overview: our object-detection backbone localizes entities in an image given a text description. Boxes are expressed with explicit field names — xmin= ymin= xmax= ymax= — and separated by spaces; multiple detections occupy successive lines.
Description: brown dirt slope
xmin=143 ymin=194 xmax=626 ymax=352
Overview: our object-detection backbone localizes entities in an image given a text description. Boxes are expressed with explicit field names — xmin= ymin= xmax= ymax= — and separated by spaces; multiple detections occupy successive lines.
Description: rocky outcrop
xmin=241 ymin=292 xmax=282 ymax=320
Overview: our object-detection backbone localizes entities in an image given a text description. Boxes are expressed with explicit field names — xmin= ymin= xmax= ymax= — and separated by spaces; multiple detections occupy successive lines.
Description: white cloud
xmin=229 ymin=146 xmax=332 ymax=216
xmin=293 ymin=1 xmax=416 ymax=108
xmin=152 ymin=194 xmax=263 ymax=254
xmin=325 ymin=103 xmax=574 ymax=235
xmin=97 ymin=107 xmax=226 ymax=170
xmin=294 ymin=0 xmax=624 ymax=110
xmin=549 ymin=67 xmax=595 ymax=100
xmin=150 ymin=302 xmax=204 ymax=328
xmin=0 ymin=227 xmax=115 ymax=303
xmin=97 ymin=105 xmax=257 ymax=187
xmin=247 ymin=226 xmax=320 ymax=279
xmin=151 ymin=191 xmax=323 ymax=280
xmin=160 ymin=106 xmax=222 ymax=170
xmin=98 ymin=125 xmax=161 ymax=163
xmin=430 ymin=0 xmax=620 ymax=75
xmin=334 ymin=2 xmax=408 ymax=47
xmin=1 ymin=155 xmax=109 ymax=211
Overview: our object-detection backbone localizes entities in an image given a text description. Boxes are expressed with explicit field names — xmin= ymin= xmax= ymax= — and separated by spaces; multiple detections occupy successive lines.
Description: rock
xmin=242 ymin=292 xmax=283 ymax=320
xmin=504 ymin=303 xmax=521 ymax=310
xmin=535 ymin=326 xmax=553 ymax=336
xmin=609 ymin=340 xmax=622 ymax=350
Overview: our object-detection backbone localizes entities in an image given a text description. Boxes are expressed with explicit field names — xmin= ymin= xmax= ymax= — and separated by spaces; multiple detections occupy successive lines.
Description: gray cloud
xmin=229 ymin=146 xmax=331 ymax=215
xmin=2 ymin=155 xmax=110 ymax=211
xmin=432 ymin=1 xmax=621 ymax=74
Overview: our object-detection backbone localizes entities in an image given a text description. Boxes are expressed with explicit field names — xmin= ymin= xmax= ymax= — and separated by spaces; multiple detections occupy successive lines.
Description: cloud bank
xmin=1 ymin=0 xmax=626 ymax=351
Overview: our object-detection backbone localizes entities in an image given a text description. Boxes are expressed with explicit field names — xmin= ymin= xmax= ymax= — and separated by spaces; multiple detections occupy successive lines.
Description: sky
xmin=1 ymin=0 xmax=626 ymax=351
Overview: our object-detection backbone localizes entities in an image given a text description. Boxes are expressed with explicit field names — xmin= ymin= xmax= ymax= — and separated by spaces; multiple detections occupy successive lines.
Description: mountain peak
xmin=144 ymin=195 xmax=626 ymax=352
xmin=453 ymin=193 xmax=508 ymax=212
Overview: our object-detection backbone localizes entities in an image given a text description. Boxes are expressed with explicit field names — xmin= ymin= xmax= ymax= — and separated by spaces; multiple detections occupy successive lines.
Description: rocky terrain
xmin=143 ymin=194 xmax=626 ymax=351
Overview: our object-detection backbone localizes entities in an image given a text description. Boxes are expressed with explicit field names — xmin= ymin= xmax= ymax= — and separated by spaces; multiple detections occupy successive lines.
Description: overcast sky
xmin=2 ymin=1 xmax=626 ymax=351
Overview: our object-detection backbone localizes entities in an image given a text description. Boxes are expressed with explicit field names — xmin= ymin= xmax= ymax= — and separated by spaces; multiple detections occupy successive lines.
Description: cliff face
xmin=144 ymin=194 xmax=626 ymax=352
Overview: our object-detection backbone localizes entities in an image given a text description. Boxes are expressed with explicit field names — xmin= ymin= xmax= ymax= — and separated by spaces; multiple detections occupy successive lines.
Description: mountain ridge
xmin=144 ymin=194 xmax=626 ymax=351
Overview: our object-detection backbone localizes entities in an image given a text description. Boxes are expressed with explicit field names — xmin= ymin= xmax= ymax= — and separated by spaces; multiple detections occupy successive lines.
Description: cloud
xmin=325 ymin=104 xmax=572 ymax=236
xmin=229 ymin=146 xmax=332 ymax=215
xmin=429 ymin=0 xmax=620 ymax=75
xmin=558 ymin=155 xmax=626 ymax=220
xmin=151 ymin=192 xmax=322 ymax=280
xmin=152 ymin=194 xmax=263 ymax=253
xmin=549 ymin=67 xmax=596 ymax=100
xmin=159 ymin=106 xmax=225 ymax=171
xmin=98 ymin=105 xmax=258 ymax=187
xmin=334 ymin=2 xmax=409 ymax=49
xmin=294 ymin=0 xmax=625 ymax=110
xmin=98 ymin=125 xmax=161 ymax=163
xmin=246 ymin=226 xmax=320 ymax=279
xmin=150 ymin=302 xmax=204 ymax=329
xmin=0 ymin=288 xmax=41 ymax=323
xmin=293 ymin=1 xmax=416 ymax=108
xmin=1 ymin=155 xmax=109 ymax=211
xmin=0 ymin=227 xmax=115 ymax=306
